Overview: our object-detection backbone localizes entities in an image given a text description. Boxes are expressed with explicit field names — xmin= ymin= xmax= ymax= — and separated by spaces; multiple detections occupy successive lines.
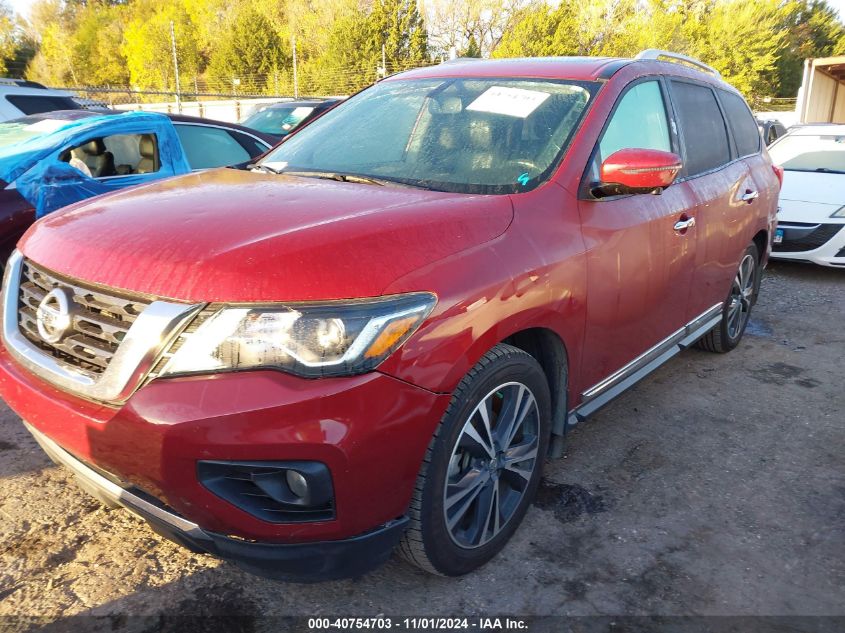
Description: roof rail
xmin=635 ymin=49 xmax=720 ymax=78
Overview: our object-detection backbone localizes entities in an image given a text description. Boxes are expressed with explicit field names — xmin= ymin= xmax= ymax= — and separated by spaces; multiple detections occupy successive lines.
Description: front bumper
xmin=27 ymin=420 xmax=408 ymax=581
xmin=771 ymin=219 xmax=845 ymax=268
xmin=0 ymin=338 xmax=450 ymax=578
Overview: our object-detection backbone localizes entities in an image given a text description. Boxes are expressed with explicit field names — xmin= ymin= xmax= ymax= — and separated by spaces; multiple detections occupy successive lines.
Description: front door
xmin=577 ymin=78 xmax=698 ymax=397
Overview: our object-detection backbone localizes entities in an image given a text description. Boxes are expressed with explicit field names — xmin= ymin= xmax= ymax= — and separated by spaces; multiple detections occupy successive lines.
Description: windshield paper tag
xmin=467 ymin=86 xmax=550 ymax=118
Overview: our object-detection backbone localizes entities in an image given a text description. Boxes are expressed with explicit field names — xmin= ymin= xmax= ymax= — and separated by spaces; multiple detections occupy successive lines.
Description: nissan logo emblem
xmin=36 ymin=288 xmax=75 ymax=344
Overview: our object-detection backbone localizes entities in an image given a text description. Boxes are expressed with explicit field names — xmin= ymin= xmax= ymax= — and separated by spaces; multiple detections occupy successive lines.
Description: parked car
xmin=757 ymin=118 xmax=787 ymax=146
xmin=767 ymin=124 xmax=845 ymax=267
xmin=240 ymin=98 xmax=342 ymax=140
xmin=0 ymin=109 xmax=275 ymax=267
xmin=0 ymin=78 xmax=81 ymax=121
xmin=0 ymin=50 xmax=779 ymax=581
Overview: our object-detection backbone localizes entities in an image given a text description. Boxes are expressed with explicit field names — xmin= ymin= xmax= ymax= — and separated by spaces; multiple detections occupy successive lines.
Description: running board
xmin=567 ymin=304 xmax=722 ymax=428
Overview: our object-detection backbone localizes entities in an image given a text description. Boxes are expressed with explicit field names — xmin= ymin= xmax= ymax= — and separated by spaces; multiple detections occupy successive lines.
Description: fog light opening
xmin=286 ymin=469 xmax=309 ymax=499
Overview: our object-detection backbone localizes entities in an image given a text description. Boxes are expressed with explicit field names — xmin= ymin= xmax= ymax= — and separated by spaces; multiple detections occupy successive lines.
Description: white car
xmin=0 ymin=79 xmax=81 ymax=122
xmin=768 ymin=124 xmax=845 ymax=267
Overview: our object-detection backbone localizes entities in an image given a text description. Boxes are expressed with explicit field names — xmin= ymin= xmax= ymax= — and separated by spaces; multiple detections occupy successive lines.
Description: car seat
xmin=136 ymin=135 xmax=159 ymax=174
xmin=69 ymin=139 xmax=115 ymax=178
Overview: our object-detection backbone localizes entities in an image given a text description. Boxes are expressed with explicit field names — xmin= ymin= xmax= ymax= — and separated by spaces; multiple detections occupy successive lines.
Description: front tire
xmin=696 ymin=242 xmax=761 ymax=353
xmin=399 ymin=343 xmax=551 ymax=576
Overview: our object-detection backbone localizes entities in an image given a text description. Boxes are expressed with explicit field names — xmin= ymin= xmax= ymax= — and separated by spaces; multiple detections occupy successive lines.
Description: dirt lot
xmin=0 ymin=261 xmax=842 ymax=630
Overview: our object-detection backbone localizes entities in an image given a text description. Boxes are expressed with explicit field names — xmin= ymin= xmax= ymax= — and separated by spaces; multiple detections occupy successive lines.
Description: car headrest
xmin=79 ymin=139 xmax=106 ymax=156
xmin=468 ymin=119 xmax=493 ymax=148
xmin=139 ymin=135 xmax=156 ymax=158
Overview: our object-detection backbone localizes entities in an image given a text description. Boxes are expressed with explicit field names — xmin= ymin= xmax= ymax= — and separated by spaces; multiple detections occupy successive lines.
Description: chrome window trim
xmin=171 ymin=121 xmax=272 ymax=149
xmin=1 ymin=250 xmax=203 ymax=404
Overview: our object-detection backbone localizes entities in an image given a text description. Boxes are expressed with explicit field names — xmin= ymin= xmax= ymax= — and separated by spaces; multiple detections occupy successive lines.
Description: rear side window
xmin=670 ymin=81 xmax=731 ymax=176
xmin=719 ymin=90 xmax=761 ymax=156
xmin=5 ymin=95 xmax=79 ymax=115
xmin=174 ymin=124 xmax=251 ymax=169
xmin=598 ymin=80 xmax=671 ymax=161
xmin=229 ymin=130 xmax=270 ymax=157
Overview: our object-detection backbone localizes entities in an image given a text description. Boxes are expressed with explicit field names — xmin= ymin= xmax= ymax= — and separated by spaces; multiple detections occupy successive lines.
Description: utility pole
xmin=292 ymin=35 xmax=299 ymax=98
xmin=169 ymin=20 xmax=182 ymax=113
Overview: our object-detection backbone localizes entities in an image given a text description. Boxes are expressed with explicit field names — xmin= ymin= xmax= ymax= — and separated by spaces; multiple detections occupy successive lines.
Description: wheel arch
xmin=502 ymin=327 xmax=570 ymax=457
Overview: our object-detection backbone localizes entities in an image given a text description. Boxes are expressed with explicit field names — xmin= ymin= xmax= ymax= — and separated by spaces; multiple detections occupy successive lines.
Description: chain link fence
xmin=58 ymin=60 xmax=444 ymax=122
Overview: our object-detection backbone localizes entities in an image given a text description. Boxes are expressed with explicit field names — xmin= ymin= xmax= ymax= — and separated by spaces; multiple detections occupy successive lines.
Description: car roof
xmin=0 ymin=78 xmax=75 ymax=97
xmin=389 ymin=55 xmax=734 ymax=89
xmin=7 ymin=108 xmax=276 ymax=145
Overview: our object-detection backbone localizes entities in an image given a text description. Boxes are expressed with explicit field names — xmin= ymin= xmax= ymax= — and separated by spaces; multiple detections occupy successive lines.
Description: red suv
xmin=0 ymin=51 xmax=780 ymax=581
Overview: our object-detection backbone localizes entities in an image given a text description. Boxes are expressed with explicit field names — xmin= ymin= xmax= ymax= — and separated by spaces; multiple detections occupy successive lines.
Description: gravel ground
xmin=0 ymin=261 xmax=842 ymax=630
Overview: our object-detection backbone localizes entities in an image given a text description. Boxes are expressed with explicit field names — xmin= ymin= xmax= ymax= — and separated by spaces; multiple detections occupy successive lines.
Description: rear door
xmin=577 ymin=78 xmax=698 ymax=393
xmin=667 ymin=79 xmax=758 ymax=321
xmin=718 ymin=89 xmax=779 ymax=254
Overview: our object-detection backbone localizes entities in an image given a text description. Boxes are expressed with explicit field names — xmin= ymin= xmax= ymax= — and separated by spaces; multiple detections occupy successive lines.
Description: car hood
xmin=20 ymin=169 xmax=514 ymax=302
xmin=779 ymin=170 xmax=845 ymax=206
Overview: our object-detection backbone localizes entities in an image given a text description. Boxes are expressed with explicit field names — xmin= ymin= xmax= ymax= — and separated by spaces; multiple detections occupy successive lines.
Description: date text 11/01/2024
xmin=307 ymin=618 xmax=529 ymax=630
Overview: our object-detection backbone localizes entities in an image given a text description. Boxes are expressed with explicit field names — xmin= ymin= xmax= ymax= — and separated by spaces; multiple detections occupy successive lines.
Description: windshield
xmin=768 ymin=133 xmax=845 ymax=173
xmin=261 ymin=77 xmax=597 ymax=194
xmin=243 ymin=105 xmax=316 ymax=136
xmin=0 ymin=117 xmax=74 ymax=149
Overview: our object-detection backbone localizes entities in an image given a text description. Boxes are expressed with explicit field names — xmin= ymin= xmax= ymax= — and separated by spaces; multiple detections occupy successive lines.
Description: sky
xmin=8 ymin=0 xmax=33 ymax=19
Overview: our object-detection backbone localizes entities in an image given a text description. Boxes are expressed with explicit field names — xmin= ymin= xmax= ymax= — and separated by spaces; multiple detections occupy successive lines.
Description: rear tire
xmin=696 ymin=242 xmax=761 ymax=353
xmin=398 ymin=343 xmax=551 ymax=576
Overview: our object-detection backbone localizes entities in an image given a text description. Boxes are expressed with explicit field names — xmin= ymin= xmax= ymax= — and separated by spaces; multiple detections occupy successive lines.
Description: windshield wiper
xmin=814 ymin=167 xmax=845 ymax=174
xmin=282 ymin=170 xmax=386 ymax=186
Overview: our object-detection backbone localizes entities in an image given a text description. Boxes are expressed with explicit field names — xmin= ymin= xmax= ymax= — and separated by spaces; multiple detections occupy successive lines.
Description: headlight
xmin=161 ymin=292 xmax=436 ymax=378
xmin=831 ymin=206 xmax=845 ymax=218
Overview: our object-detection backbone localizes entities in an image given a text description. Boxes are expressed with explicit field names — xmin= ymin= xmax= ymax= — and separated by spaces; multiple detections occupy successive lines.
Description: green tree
xmin=207 ymin=3 xmax=288 ymax=93
xmin=771 ymin=0 xmax=845 ymax=97
xmin=0 ymin=1 xmax=16 ymax=76
xmin=495 ymin=0 xmax=791 ymax=99
xmin=462 ymin=35 xmax=482 ymax=57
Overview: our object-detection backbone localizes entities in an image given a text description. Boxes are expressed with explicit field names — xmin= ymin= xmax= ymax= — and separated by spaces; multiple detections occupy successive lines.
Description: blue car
xmin=0 ymin=109 xmax=275 ymax=266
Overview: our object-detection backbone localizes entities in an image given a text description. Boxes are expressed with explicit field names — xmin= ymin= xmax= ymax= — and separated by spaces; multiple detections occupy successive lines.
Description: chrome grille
xmin=17 ymin=261 xmax=151 ymax=376
xmin=145 ymin=304 xmax=220 ymax=380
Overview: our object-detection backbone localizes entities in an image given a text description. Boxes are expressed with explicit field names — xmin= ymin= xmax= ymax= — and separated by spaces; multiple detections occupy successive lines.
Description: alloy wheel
xmin=727 ymin=253 xmax=756 ymax=339
xmin=443 ymin=382 xmax=540 ymax=549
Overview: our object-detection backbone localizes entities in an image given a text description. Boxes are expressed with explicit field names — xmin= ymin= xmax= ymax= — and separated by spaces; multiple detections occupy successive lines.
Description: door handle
xmin=674 ymin=217 xmax=696 ymax=232
xmin=741 ymin=189 xmax=759 ymax=203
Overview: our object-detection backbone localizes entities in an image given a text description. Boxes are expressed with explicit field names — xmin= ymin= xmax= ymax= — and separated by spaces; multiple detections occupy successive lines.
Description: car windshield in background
xmin=768 ymin=134 xmax=845 ymax=173
xmin=260 ymin=77 xmax=597 ymax=194
xmin=243 ymin=105 xmax=316 ymax=135
xmin=0 ymin=117 xmax=72 ymax=148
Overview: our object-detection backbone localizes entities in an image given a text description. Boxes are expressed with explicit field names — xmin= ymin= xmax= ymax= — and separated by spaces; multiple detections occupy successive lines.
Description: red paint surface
xmin=600 ymin=148 xmax=682 ymax=190
xmin=2 ymin=58 xmax=779 ymax=544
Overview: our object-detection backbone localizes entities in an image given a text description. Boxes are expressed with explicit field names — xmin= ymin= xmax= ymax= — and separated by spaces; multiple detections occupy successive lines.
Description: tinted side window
xmin=670 ymin=81 xmax=731 ymax=176
xmin=228 ymin=130 xmax=270 ymax=157
xmin=174 ymin=124 xmax=251 ymax=169
xmin=720 ymin=90 xmax=760 ymax=156
xmin=6 ymin=95 xmax=79 ymax=115
xmin=598 ymin=81 xmax=671 ymax=161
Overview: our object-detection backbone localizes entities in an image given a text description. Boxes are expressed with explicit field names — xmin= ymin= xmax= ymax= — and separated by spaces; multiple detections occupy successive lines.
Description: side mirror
xmin=594 ymin=148 xmax=683 ymax=197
